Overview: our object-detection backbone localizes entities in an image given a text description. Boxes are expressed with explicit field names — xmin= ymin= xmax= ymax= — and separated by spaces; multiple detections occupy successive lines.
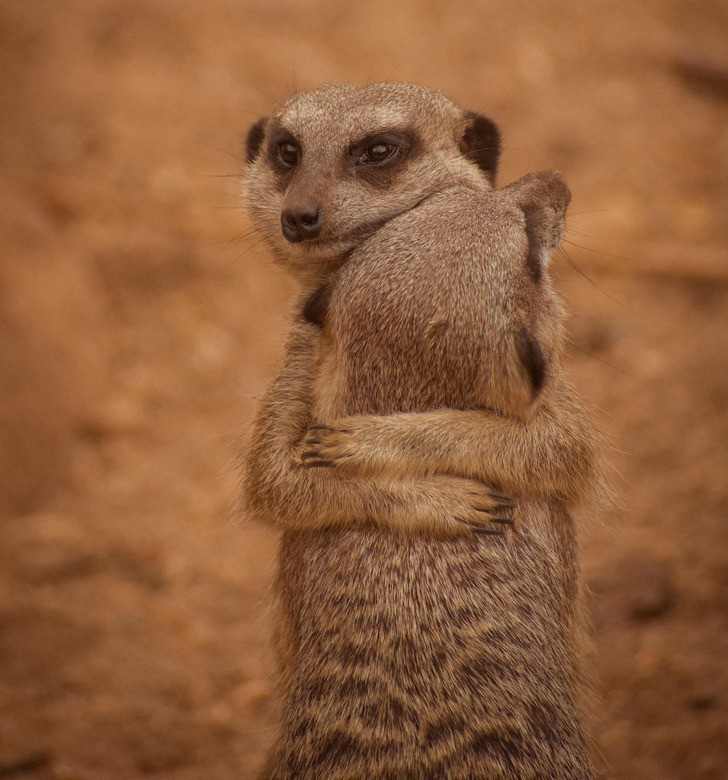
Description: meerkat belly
xmin=274 ymin=503 xmax=589 ymax=778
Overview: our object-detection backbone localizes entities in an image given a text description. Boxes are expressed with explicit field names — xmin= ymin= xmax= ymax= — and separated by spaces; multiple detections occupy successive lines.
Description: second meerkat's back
xmin=314 ymin=182 xmax=563 ymax=420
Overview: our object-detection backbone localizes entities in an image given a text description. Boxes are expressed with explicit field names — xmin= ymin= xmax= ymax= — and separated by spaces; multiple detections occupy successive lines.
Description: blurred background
xmin=1 ymin=1 xmax=726 ymax=777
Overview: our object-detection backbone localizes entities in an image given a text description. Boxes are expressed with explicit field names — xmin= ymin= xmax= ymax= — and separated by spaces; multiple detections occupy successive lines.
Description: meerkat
xmin=242 ymin=83 xmax=600 ymax=779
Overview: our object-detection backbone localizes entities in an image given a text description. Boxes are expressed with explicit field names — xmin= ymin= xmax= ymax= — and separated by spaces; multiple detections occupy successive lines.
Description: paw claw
xmin=474 ymin=507 xmax=514 ymax=519
xmin=303 ymin=459 xmax=334 ymax=468
xmin=462 ymin=521 xmax=507 ymax=536
xmin=460 ymin=517 xmax=501 ymax=531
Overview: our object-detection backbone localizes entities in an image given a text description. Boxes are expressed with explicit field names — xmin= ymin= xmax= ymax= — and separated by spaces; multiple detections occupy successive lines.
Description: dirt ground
xmin=1 ymin=1 xmax=726 ymax=777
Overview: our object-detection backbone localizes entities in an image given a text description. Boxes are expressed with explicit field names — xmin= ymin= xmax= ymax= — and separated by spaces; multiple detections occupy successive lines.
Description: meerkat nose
xmin=281 ymin=205 xmax=323 ymax=243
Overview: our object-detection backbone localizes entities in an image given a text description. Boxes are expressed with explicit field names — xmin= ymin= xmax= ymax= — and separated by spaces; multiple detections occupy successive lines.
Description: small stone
xmin=81 ymin=396 xmax=145 ymax=439
xmin=230 ymin=678 xmax=272 ymax=711
xmin=589 ymin=551 xmax=676 ymax=629
xmin=688 ymin=687 xmax=718 ymax=711
xmin=570 ymin=320 xmax=619 ymax=355
xmin=623 ymin=555 xmax=675 ymax=620
xmin=7 ymin=513 xmax=101 ymax=585
xmin=0 ymin=752 xmax=50 ymax=776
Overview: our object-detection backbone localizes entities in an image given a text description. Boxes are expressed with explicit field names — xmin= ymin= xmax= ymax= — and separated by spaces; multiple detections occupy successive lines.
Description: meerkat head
xmin=243 ymin=82 xmax=500 ymax=279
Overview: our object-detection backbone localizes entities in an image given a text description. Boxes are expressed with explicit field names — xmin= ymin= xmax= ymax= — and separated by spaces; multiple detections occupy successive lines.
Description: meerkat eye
xmin=277 ymin=141 xmax=300 ymax=167
xmin=357 ymin=142 xmax=397 ymax=165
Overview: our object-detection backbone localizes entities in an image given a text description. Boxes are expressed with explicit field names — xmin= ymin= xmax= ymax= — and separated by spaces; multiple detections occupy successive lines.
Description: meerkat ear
xmin=245 ymin=117 xmax=267 ymax=163
xmin=459 ymin=111 xmax=501 ymax=185
xmin=504 ymin=171 xmax=571 ymax=279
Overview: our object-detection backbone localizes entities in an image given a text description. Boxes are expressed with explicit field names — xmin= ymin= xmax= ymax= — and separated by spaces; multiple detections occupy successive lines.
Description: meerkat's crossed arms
xmin=301 ymin=377 xmax=596 ymax=506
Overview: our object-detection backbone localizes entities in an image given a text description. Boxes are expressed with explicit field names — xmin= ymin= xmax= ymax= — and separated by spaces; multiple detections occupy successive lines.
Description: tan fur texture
xmin=242 ymin=83 xmax=599 ymax=779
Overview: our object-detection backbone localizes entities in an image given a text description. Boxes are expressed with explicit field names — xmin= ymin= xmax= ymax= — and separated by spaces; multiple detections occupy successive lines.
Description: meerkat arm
xmin=301 ymin=378 xmax=598 ymax=505
xmin=242 ymin=318 xmax=515 ymax=536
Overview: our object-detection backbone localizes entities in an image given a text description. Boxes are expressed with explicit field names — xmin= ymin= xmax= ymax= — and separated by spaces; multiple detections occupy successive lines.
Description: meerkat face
xmin=243 ymin=83 xmax=500 ymax=276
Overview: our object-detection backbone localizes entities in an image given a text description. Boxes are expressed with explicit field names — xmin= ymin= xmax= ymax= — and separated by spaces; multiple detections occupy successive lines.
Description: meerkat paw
xmin=392 ymin=475 xmax=516 ymax=537
xmin=300 ymin=424 xmax=515 ymax=537
xmin=437 ymin=476 xmax=515 ymax=536
xmin=300 ymin=418 xmax=405 ymax=476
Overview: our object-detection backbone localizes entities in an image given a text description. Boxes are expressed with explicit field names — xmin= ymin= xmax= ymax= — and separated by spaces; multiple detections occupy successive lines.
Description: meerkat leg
xmin=243 ymin=318 xmax=515 ymax=536
xmin=300 ymin=380 xmax=598 ymax=505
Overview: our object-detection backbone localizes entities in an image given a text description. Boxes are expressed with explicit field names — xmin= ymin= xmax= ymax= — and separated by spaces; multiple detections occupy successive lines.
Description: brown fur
xmin=242 ymin=83 xmax=600 ymax=779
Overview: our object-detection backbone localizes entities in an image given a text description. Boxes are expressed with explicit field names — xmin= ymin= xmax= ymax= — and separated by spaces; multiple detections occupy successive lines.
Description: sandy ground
xmin=1 ymin=1 xmax=726 ymax=777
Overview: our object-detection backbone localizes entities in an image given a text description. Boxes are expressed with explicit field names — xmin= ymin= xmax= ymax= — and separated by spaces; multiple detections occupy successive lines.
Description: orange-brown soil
xmin=1 ymin=1 xmax=726 ymax=777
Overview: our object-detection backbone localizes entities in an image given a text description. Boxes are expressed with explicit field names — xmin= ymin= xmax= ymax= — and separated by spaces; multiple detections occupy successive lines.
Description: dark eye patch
xmin=349 ymin=130 xmax=415 ymax=162
xmin=266 ymin=121 xmax=302 ymax=177
xmin=356 ymin=141 xmax=398 ymax=165
xmin=277 ymin=140 xmax=300 ymax=167
xmin=347 ymin=129 xmax=419 ymax=186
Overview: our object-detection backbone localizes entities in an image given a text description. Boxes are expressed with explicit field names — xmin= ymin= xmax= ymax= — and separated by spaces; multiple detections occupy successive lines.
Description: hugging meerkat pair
xmin=243 ymin=83 xmax=601 ymax=779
